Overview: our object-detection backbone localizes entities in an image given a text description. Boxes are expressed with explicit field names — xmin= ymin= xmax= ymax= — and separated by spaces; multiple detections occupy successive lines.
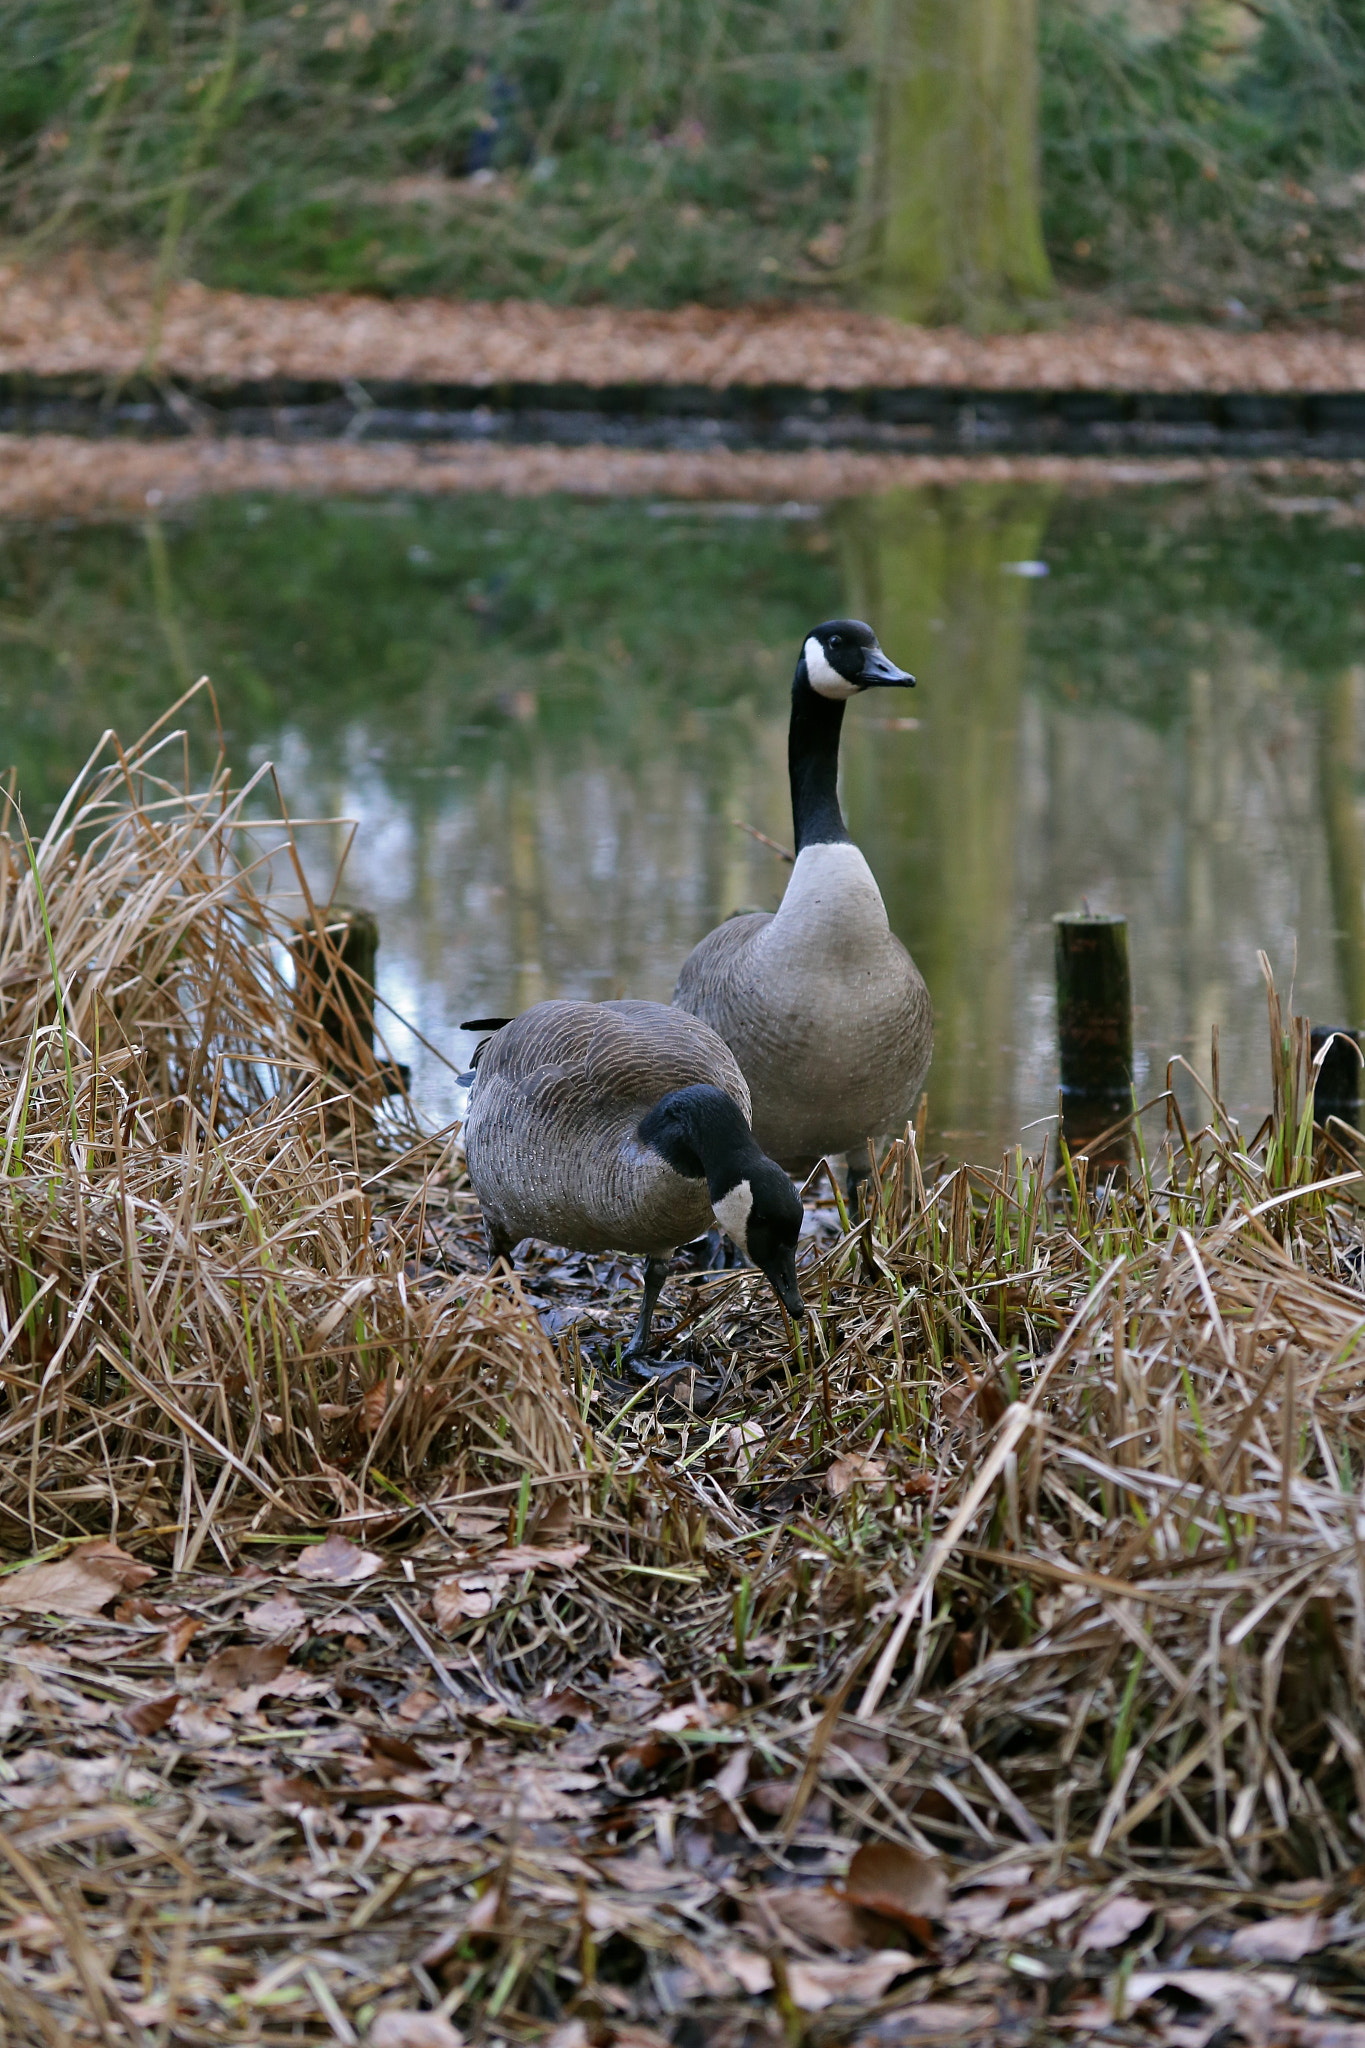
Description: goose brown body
xmin=462 ymin=998 xmax=752 ymax=1258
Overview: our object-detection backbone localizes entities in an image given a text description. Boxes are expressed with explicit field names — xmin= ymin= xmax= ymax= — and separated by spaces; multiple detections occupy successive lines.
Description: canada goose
xmin=673 ymin=618 xmax=931 ymax=1180
xmin=462 ymin=999 xmax=805 ymax=1364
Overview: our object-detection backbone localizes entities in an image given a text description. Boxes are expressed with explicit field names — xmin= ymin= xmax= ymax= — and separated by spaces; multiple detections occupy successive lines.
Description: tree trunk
xmin=861 ymin=0 xmax=1052 ymax=326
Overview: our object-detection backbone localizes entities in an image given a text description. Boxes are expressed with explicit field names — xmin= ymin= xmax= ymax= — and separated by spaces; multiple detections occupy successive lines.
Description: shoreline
xmin=8 ymin=257 xmax=1365 ymax=396
xmin=6 ymin=432 xmax=1365 ymax=523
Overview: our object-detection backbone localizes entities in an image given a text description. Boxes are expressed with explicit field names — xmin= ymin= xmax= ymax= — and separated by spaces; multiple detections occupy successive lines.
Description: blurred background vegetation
xmin=1 ymin=0 xmax=1365 ymax=323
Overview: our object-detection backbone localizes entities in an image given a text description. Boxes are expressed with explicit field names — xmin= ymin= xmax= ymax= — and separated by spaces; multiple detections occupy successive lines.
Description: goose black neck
xmin=789 ymin=673 xmax=851 ymax=852
xmin=638 ymin=1085 xmax=763 ymax=1198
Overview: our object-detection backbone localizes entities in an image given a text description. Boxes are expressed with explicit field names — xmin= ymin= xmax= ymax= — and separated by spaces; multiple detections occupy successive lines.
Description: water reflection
xmin=838 ymin=484 xmax=1052 ymax=1149
xmin=3 ymin=485 xmax=1364 ymax=1159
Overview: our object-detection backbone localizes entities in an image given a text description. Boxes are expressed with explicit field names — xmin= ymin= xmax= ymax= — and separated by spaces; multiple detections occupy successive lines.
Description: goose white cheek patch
xmin=803 ymin=635 xmax=859 ymax=700
xmin=713 ymin=1179 xmax=754 ymax=1252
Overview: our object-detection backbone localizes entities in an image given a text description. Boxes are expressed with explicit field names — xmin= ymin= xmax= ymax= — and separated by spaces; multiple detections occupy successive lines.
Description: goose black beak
xmin=762 ymin=1247 xmax=805 ymax=1323
xmin=861 ymin=647 xmax=915 ymax=687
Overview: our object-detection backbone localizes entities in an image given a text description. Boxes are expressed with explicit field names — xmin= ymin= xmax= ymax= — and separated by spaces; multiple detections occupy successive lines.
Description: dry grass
xmin=0 ymin=692 xmax=580 ymax=1566
xmin=2 ymin=705 xmax=1365 ymax=2044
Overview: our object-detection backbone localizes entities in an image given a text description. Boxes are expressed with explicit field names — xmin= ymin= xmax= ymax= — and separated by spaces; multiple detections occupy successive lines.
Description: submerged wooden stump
xmin=292 ymin=906 xmax=408 ymax=1098
xmin=1055 ymin=912 xmax=1132 ymax=1163
xmin=1311 ymin=1024 xmax=1364 ymax=1126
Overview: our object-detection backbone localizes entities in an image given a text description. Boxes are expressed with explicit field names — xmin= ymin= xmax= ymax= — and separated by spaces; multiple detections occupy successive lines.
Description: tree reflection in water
xmin=2 ymin=485 xmax=1364 ymax=1159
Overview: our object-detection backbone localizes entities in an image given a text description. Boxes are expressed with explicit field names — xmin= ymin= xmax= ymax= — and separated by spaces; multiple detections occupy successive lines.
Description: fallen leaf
xmin=1228 ymin=1913 xmax=1328 ymax=1963
xmin=712 ymin=1744 xmax=750 ymax=1805
xmin=743 ymin=1884 xmax=866 ymax=1954
xmin=720 ymin=1947 xmax=775 ymax=1996
xmin=943 ymin=1888 xmax=1015 ymax=1935
xmin=369 ymin=2012 xmax=465 ymax=2047
xmin=113 ymin=1596 xmax=178 ymax=1624
xmin=170 ymin=1702 xmax=236 ymax=1746
xmin=526 ymin=1495 xmax=573 ymax=1543
xmin=260 ymin=1773 xmax=333 ymax=1814
xmin=244 ymin=1592 xmax=307 ymax=1636
xmin=745 ymin=1778 xmax=797 ymax=1815
xmin=445 ymin=1509 xmax=504 ymax=1538
xmin=611 ymin=1654 xmax=664 ymax=1698
xmin=198 ymin=1641 xmax=291 ymax=1692
xmin=543 ymin=2026 xmax=589 ymax=2048
xmin=727 ymin=1420 xmax=765 ymax=1472
xmin=366 ymin=1731 xmax=428 ymax=1773
xmin=124 ymin=1694 xmax=179 ymax=1737
xmin=464 ymin=1888 xmax=501 ymax=1935
xmin=826 ymin=1729 xmax=889 ymax=1776
xmin=487 ymin=1542 xmax=589 ymax=1574
xmin=859 ymin=2003 xmax=999 ymax=2037
xmin=651 ymin=1699 xmax=731 ymax=1734
xmin=613 ymin=1734 xmax=668 ymax=1787
xmin=385 ymin=1802 xmax=460 ymax=1837
xmin=528 ymin=1686 xmax=594 ymax=1726
xmin=0 ymin=1914 xmax=60 ymax=1954
xmin=360 ymin=1381 xmax=390 ymax=1434
xmin=224 ymin=1666 xmax=324 ymax=1714
xmin=721 ymin=1942 xmax=920 ymax=2009
xmin=787 ymin=1951 xmax=915 ymax=2011
xmin=606 ymin=1848 xmax=702 ymax=1893
xmin=0 ymin=1540 xmax=154 ymax=1617
xmin=293 ymin=1531 xmax=383 ymax=1584
xmin=955 ymin=1862 xmax=1034 ymax=1890
xmin=826 ymin=1453 xmax=887 ymax=1497
xmin=433 ymin=1575 xmax=497 ymax=1628
xmin=843 ymin=1843 xmax=949 ymax=1939
xmin=397 ymin=1687 xmax=442 ymax=1723
xmin=1125 ymin=1969 xmax=1297 ymax=2041
xmin=996 ymin=1886 xmax=1092 ymax=1940
xmin=0 ymin=1679 xmax=27 ymax=1739
xmin=160 ymin=1616 xmax=202 ymax=1662
xmin=1077 ymin=1893 xmax=1153 ymax=1952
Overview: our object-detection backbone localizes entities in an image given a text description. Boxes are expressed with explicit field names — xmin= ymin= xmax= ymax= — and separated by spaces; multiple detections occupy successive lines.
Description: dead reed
xmin=0 ymin=694 xmax=583 ymax=1566
xmin=2 ymin=706 xmax=1365 ymax=2044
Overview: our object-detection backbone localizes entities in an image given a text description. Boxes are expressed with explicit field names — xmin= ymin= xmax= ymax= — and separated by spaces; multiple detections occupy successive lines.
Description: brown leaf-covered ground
xmin=4 ymin=709 xmax=1365 ymax=2047
xmin=7 ymin=254 xmax=1365 ymax=395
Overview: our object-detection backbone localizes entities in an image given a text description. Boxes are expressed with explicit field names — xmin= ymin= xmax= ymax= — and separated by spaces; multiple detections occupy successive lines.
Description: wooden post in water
xmin=1055 ymin=913 xmax=1132 ymax=1161
xmin=1310 ymin=1025 xmax=1363 ymax=1128
xmin=292 ymin=907 xmax=408 ymax=1097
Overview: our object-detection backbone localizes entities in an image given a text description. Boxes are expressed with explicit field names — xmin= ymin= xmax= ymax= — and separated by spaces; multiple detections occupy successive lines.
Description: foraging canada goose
xmin=673 ymin=618 xmax=931 ymax=1179
xmin=462 ymin=999 xmax=805 ymax=1363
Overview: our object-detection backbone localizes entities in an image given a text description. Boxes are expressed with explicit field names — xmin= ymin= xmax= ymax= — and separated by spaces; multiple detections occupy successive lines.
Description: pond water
xmin=4 ymin=478 xmax=1365 ymax=1162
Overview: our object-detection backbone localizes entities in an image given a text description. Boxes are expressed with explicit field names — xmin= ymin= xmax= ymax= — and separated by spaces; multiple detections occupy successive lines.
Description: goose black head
xmin=712 ymin=1158 xmax=805 ymax=1322
xmin=798 ymin=618 xmax=913 ymax=702
xmin=638 ymin=1084 xmax=805 ymax=1322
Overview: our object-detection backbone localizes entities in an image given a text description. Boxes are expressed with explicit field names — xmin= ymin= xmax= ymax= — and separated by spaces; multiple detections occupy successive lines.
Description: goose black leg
xmin=485 ymin=1220 xmax=514 ymax=1269
xmin=846 ymin=1158 xmax=873 ymax=1216
xmin=623 ymin=1255 xmax=671 ymax=1366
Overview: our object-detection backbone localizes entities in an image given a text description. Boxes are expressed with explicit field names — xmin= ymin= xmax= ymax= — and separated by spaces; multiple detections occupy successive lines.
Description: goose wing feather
xmin=671 ymin=913 xmax=771 ymax=1035
xmin=464 ymin=1000 xmax=750 ymax=1257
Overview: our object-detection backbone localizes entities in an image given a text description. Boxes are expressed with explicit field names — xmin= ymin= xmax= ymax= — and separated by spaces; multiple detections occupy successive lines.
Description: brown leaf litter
xmin=8 ymin=252 xmax=1365 ymax=394
xmin=3 ymin=702 xmax=1365 ymax=2042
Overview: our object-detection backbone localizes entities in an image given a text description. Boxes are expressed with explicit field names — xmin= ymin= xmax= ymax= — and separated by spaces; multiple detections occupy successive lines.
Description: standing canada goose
xmin=462 ymin=999 xmax=805 ymax=1364
xmin=673 ymin=618 xmax=931 ymax=1180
